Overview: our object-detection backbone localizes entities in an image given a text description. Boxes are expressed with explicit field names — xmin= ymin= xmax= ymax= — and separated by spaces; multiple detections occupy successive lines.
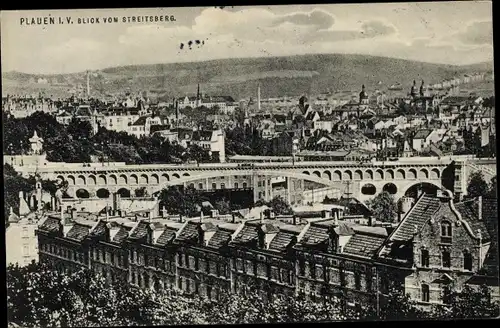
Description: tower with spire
xmin=410 ymin=80 xmax=417 ymax=98
xmin=29 ymin=131 xmax=44 ymax=155
xmin=359 ymin=85 xmax=369 ymax=105
xmin=419 ymin=80 xmax=425 ymax=97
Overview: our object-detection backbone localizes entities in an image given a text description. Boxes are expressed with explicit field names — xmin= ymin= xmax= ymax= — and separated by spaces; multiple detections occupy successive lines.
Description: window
xmin=442 ymin=251 xmax=451 ymax=268
xmin=185 ymin=254 xmax=190 ymax=268
xmin=299 ymin=259 xmax=305 ymax=276
xmin=440 ymin=221 xmax=452 ymax=243
xmin=236 ymin=258 xmax=243 ymax=272
xmin=23 ymin=245 xmax=29 ymax=256
xmin=195 ymin=257 xmax=199 ymax=271
xmin=442 ymin=286 xmax=451 ymax=304
xmin=220 ymin=183 xmax=225 ymax=189
xmin=22 ymin=227 xmax=29 ymax=238
xmin=421 ymin=284 xmax=430 ymax=302
xmin=354 ymin=271 xmax=361 ymax=290
xmin=421 ymin=249 xmax=430 ymax=267
xmin=178 ymin=254 xmax=183 ymax=266
xmin=309 ymin=262 xmax=317 ymax=279
xmin=212 ymin=183 xmax=217 ymax=190
xmin=464 ymin=252 xmax=473 ymax=270
xmin=243 ymin=182 xmax=248 ymax=188
xmin=234 ymin=182 xmax=239 ymax=189
xmin=198 ymin=183 xmax=203 ymax=190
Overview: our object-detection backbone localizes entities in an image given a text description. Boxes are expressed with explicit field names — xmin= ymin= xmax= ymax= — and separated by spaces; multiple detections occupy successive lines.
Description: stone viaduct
xmin=19 ymin=157 xmax=488 ymax=203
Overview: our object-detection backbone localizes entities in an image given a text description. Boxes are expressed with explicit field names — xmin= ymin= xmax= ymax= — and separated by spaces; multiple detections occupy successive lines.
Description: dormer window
xmin=440 ymin=221 xmax=452 ymax=244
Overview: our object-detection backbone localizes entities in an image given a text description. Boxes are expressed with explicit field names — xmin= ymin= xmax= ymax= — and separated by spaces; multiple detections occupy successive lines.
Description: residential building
xmin=36 ymin=193 xmax=498 ymax=310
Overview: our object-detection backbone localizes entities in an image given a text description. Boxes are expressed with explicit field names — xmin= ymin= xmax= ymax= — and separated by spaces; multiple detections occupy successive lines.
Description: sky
xmin=0 ymin=2 xmax=494 ymax=74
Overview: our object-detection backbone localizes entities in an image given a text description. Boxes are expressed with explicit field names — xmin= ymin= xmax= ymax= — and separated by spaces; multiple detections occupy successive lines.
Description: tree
xmin=367 ymin=191 xmax=397 ymax=223
xmin=214 ymin=199 xmax=231 ymax=215
xmin=377 ymin=286 xmax=426 ymax=321
xmin=134 ymin=187 xmax=148 ymax=198
xmin=158 ymin=185 xmax=207 ymax=218
xmin=267 ymin=196 xmax=293 ymax=215
xmin=4 ymin=164 xmax=33 ymax=220
xmin=467 ymin=171 xmax=489 ymax=198
xmin=187 ymin=144 xmax=210 ymax=163
xmin=67 ymin=117 xmax=93 ymax=140
xmin=430 ymin=285 xmax=499 ymax=319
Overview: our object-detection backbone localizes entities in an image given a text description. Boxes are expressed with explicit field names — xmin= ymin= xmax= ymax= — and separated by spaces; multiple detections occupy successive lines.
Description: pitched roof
xmin=233 ymin=224 xmax=259 ymax=243
xmin=343 ymin=233 xmax=386 ymax=259
xmin=268 ymin=230 xmax=297 ymax=252
xmin=39 ymin=216 xmax=61 ymax=233
xmin=129 ymin=221 xmax=150 ymax=240
xmin=413 ymin=129 xmax=432 ymax=139
xmin=300 ymin=224 xmax=329 ymax=244
xmin=112 ymin=225 xmax=131 ymax=243
xmin=207 ymin=229 xmax=233 ymax=248
xmin=155 ymin=226 xmax=178 ymax=246
xmin=176 ymin=221 xmax=199 ymax=241
xmin=391 ymin=195 xmax=441 ymax=242
xmin=89 ymin=220 xmax=107 ymax=237
xmin=132 ymin=116 xmax=148 ymax=126
xmin=455 ymin=199 xmax=490 ymax=242
xmin=66 ymin=223 xmax=91 ymax=241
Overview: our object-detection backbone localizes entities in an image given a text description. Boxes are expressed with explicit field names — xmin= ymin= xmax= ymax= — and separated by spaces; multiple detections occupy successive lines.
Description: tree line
xmin=7 ymin=262 xmax=499 ymax=327
xmin=3 ymin=111 xmax=214 ymax=164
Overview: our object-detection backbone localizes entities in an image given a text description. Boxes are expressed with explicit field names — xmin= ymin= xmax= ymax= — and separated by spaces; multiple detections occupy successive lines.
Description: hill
xmin=2 ymin=54 xmax=494 ymax=100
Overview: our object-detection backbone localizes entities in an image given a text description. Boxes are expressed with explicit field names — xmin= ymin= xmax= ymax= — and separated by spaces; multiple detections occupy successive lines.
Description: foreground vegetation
xmin=7 ymin=262 xmax=499 ymax=327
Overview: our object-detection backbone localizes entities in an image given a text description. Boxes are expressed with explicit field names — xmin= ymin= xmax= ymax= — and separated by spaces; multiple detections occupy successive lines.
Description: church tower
xmin=410 ymin=80 xmax=417 ymax=98
xmin=419 ymin=80 xmax=425 ymax=97
xmin=359 ymin=85 xmax=369 ymax=105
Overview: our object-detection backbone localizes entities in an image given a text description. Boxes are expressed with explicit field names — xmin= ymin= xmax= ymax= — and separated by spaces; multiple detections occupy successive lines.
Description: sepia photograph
xmin=2 ymin=1 xmax=498 ymax=326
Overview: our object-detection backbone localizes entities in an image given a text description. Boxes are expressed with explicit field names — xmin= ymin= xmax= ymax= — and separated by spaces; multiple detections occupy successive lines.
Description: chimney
xmin=71 ymin=208 xmax=77 ymax=220
xmin=333 ymin=210 xmax=339 ymax=227
xmin=120 ymin=210 xmax=126 ymax=218
xmin=260 ymin=211 xmax=264 ymax=223
xmin=368 ymin=215 xmax=375 ymax=226
xmin=66 ymin=205 xmax=72 ymax=214
xmin=292 ymin=215 xmax=297 ymax=225
xmin=134 ymin=214 xmax=139 ymax=222
xmin=179 ymin=214 xmax=184 ymax=223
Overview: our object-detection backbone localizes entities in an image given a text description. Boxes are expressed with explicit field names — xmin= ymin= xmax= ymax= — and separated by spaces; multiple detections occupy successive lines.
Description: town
xmin=3 ymin=3 xmax=498 ymax=326
xmin=4 ymin=68 xmax=498 ymax=317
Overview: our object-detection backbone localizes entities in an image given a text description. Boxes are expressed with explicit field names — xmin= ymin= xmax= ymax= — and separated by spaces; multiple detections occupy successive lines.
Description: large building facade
xmin=36 ymin=192 xmax=498 ymax=308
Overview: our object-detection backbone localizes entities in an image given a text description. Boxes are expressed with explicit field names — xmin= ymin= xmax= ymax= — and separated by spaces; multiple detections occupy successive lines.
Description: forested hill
xmin=2 ymin=54 xmax=493 ymax=100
